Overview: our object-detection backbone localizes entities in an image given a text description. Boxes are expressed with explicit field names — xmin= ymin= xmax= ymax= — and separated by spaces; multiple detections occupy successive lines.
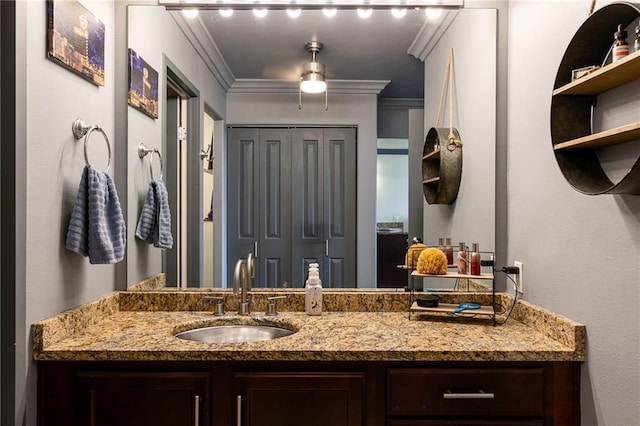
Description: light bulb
xmin=219 ymin=8 xmax=234 ymax=17
xmin=300 ymin=80 xmax=327 ymax=94
xmin=182 ymin=8 xmax=199 ymax=19
xmin=425 ymin=8 xmax=442 ymax=20
xmin=286 ymin=8 xmax=301 ymax=18
xmin=322 ymin=8 xmax=337 ymax=17
xmin=357 ymin=8 xmax=372 ymax=18
xmin=253 ymin=8 xmax=268 ymax=18
xmin=391 ymin=8 xmax=406 ymax=18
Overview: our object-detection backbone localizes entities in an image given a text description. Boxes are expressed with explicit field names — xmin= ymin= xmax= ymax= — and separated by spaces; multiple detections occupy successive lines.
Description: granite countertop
xmin=32 ymin=289 xmax=585 ymax=363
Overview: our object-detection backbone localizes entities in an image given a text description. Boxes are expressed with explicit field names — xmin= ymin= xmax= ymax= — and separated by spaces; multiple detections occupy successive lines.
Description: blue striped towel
xmin=135 ymin=179 xmax=173 ymax=249
xmin=65 ymin=165 xmax=126 ymax=264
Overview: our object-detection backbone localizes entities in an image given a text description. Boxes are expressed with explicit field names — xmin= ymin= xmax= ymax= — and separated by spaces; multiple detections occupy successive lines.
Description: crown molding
xmin=228 ymin=79 xmax=391 ymax=95
xmin=378 ymin=98 xmax=424 ymax=109
xmin=407 ymin=9 xmax=459 ymax=61
xmin=170 ymin=12 xmax=235 ymax=90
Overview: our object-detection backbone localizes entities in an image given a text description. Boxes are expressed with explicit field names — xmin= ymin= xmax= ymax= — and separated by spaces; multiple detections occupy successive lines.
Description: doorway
xmin=164 ymin=63 xmax=200 ymax=288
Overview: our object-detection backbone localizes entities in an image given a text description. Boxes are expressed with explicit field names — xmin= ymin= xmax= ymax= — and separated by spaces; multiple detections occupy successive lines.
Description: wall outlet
xmin=514 ymin=261 xmax=524 ymax=293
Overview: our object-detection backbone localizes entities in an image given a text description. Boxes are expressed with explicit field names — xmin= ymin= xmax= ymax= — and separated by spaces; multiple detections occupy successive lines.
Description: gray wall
xmin=16 ymin=2 xmax=116 ymax=423
xmin=227 ymin=91 xmax=379 ymax=287
xmin=126 ymin=6 xmax=227 ymax=287
xmin=422 ymin=8 xmax=497 ymax=252
xmin=507 ymin=2 xmax=640 ymax=424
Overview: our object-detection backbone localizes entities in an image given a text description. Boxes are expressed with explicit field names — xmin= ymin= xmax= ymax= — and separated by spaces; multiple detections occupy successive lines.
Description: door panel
xmin=234 ymin=372 xmax=364 ymax=426
xmin=227 ymin=128 xmax=260 ymax=285
xmin=323 ymin=128 xmax=357 ymax=287
xmin=292 ymin=129 xmax=325 ymax=287
xmin=258 ymin=129 xmax=291 ymax=287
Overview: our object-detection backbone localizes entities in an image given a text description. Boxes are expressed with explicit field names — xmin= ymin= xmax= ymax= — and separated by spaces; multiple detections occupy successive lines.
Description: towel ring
xmin=72 ymin=118 xmax=112 ymax=173
xmin=138 ymin=143 xmax=164 ymax=181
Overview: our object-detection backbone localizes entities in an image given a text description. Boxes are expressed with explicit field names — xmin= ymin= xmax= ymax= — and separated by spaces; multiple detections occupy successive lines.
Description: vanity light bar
xmin=161 ymin=0 xmax=463 ymax=10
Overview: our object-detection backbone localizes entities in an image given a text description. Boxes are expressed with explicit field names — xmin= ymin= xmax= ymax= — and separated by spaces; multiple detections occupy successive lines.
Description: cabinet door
xmin=234 ymin=372 xmax=364 ymax=426
xmin=76 ymin=371 xmax=210 ymax=426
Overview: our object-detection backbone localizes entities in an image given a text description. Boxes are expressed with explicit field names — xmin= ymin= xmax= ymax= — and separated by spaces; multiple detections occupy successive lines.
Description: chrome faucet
xmin=233 ymin=258 xmax=251 ymax=315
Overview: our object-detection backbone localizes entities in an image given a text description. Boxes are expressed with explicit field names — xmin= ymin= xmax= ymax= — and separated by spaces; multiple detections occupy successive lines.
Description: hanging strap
xmin=434 ymin=48 xmax=462 ymax=150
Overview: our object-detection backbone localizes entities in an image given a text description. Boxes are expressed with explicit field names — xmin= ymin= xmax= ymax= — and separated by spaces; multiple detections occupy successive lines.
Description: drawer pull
xmin=237 ymin=395 xmax=242 ymax=426
xmin=194 ymin=395 xmax=200 ymax=426
xmin=443 ymin=391 xmax=495 ymax=399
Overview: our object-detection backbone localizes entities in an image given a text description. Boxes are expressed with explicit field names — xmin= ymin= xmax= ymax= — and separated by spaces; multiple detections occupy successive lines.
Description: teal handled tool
xmin=453 ymin=303 xmax=481 ymax=313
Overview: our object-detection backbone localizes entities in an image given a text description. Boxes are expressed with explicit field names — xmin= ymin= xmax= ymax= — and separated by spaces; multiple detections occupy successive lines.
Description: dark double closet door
xmin=227 ymin=127 xmax=356 ymax=288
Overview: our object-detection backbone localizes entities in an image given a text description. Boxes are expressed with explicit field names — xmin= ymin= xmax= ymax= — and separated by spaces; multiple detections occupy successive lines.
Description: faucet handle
xmin=266 ymin=296 xmax=287 ymax=316
xmin=204 ymin=295 xmax=225 ymax=316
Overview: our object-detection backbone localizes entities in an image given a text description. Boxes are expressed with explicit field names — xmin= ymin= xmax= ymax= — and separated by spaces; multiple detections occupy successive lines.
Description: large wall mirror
xmin=125 ymin=4 xmax=497 ymax=291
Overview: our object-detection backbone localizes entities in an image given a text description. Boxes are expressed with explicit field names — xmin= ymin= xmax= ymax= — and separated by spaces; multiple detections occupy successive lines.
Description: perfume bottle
xmin=613 ymin=24 xmax=629 ymax=62
xmin=470 ymin=242 xmax=481 ymax=276
xmin=456 ymin=242 xmax=467 ymax=275
xmin=444 ymin=237 xmax=453 ymax=265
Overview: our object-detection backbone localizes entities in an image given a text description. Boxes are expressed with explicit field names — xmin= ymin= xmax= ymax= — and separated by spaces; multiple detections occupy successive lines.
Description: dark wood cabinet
xmin=377 ymin=233 xmax=408 ymax=288
xmin=37 ymin=361 xmax=579 ymax=426
xmin=234 ymin=372 xmax=365 ymax=426
xmin=37 ymin=363 xmax=210 ymax=426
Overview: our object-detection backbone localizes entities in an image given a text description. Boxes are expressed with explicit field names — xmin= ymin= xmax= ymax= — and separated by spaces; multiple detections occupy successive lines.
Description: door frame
xmin=163 ymin=56 xmax=201 ymax=287
xmin=0 ymin=1 xmax=16 ymax=422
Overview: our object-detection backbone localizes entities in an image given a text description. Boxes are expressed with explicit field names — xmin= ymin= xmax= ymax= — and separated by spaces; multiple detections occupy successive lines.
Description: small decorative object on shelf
xmin=456 ymin=242 xmax=467 ymax=275
xmin=635 ymin=19 xmax=640 ymax=52
xmin=613 ymin=24 xmax=630 ymax=62
xmin=405 ymin=237 xmax=426 ymax=268
xmin=470 ymin=242 xmax=481 ymax=276
xmin=444 ymin=237 xmax=453 ymax=265
xmin=416 ymin=248 xmax=448 ymax=275
xmin=571 ymin=65 xmax=600 ymax=81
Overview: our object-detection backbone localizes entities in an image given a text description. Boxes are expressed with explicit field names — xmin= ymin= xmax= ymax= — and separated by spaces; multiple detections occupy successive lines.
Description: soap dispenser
xmin=305 ymin=263 xmax=323 ymax=316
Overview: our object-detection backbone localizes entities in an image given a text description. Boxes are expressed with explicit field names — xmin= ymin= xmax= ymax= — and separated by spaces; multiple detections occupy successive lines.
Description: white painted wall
xmin=227 ymin=92 xmax=378 ymax=287
xmin=126 ymin=6 xmax=227 ymax=286
xmin=423 ymin=9 xmax=497 ymax=253
xmin=507 ymin=1 xmax=640 ymax=424
xmin=17 ymin=1 xmax=116 ymax=423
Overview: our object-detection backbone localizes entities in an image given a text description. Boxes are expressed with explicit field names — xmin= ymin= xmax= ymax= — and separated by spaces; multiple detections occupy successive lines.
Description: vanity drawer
xmin=388 ymin=367 xmax=544 ymax=417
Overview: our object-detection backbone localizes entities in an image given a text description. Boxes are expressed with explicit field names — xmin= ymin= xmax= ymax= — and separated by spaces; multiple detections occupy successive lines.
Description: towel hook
xmin=138 ymin=143 xmax=164 ymax=181
xmin=72 ymin=118 xmax=112 ymax=173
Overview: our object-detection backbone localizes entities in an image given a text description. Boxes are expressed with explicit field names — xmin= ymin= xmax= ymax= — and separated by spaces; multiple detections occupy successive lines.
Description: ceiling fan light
xmin=219 ymin=8 xmax=234 ymax=17
xmin=287 ymin=8 xmax=301 ymax=18
xmin=391 ymin=8 xmax=407 ymax=18
xmin=300 ymin=73 xmax=327 ymax=93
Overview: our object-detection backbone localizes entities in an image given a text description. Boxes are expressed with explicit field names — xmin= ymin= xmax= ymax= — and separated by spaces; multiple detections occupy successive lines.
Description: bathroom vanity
xmin=33 ymin=290 xmax=584 ymax=425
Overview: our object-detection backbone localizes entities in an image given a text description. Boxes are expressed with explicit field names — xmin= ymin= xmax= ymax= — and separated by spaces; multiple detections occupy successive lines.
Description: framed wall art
xmin=127 ymin=49 xmax=159 ymax=119
xmin=46 ymin=0 xmax=105 ymax=86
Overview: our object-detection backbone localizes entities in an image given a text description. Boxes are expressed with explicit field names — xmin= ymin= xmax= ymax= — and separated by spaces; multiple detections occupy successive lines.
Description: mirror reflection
xmin=126 ymin=5 xmax=496 ymax=291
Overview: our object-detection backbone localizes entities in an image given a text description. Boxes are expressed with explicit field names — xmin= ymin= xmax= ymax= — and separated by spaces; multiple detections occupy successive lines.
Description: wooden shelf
xmin=553 ymin=50 xmax=640 ymax=96
xmin=410 ymin=302 xmax=495 ymax=317
xmin=422 ymin=149 xmax=440 ymax=160
xmin=553 ymin=122 xmax=640 ymax=151
xmin=422 ymin=177 xmax=440 ymax=185
xmin=411 ymin=271 xmax=494 ymax=280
